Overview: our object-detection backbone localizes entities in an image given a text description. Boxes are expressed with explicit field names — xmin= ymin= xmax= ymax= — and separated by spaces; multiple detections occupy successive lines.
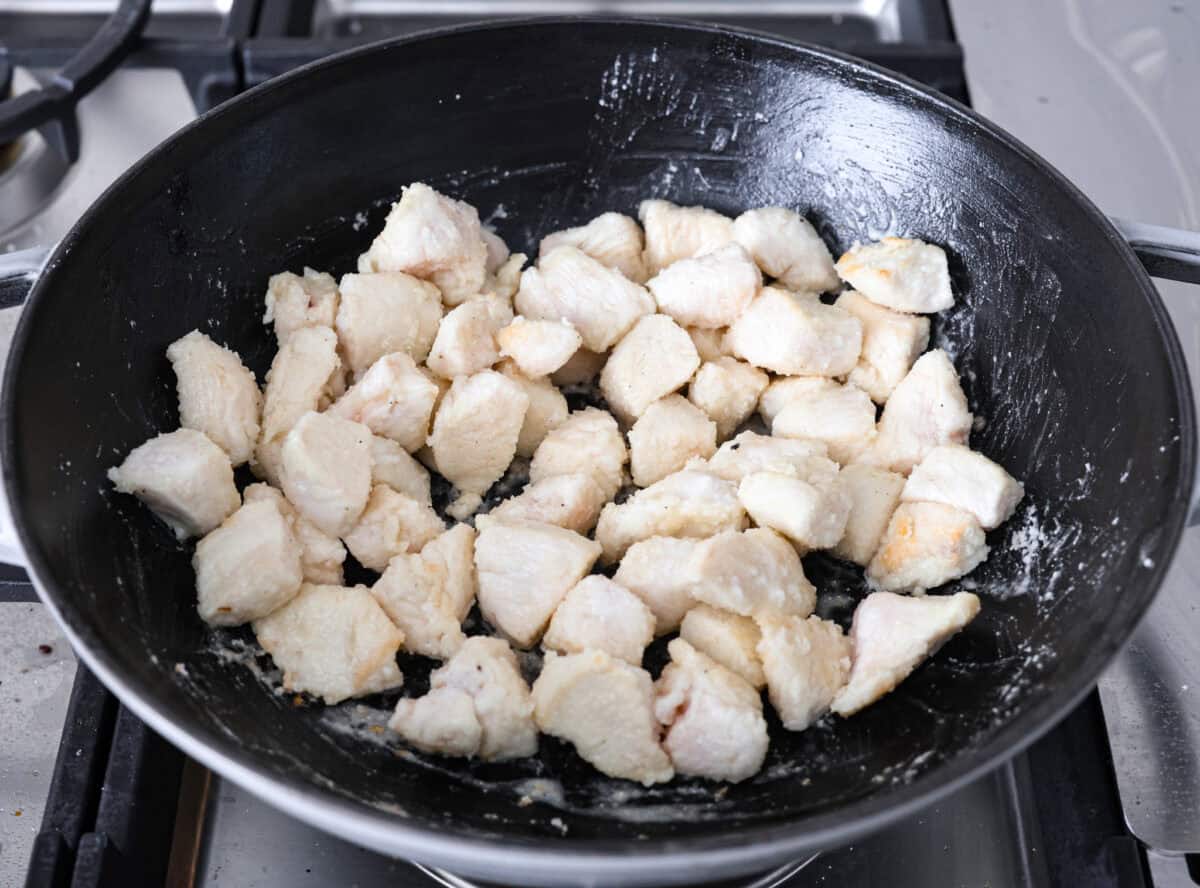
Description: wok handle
xmin=0 ymin=246 xmax=49 ymax=566
xmin=1112 ymin=217 xmax=1200 ymax=285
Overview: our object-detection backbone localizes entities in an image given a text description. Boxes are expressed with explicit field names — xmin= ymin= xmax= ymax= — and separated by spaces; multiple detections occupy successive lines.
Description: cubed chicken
xmin=343 ymin=484 xmax=445 ymax=572
xmin=167 ymin=330 xmax=261 ymax=466
xmin=832 ymin=591 xmax=980 ymax=716
xmin=193 ymin=499 xmax=303 ymax=625
xmin=738 ymin=470 xmax=851 ymax=550
xmin=279 ymin=412 xmax=372 ymax=538
xmin=771 ymin=378 xmax=877 ymax=465
xmin=252 ymin=583 xmax=403 ymax=705
xmin=255 ymin=325 xmax=341 ymax=485
xmin=757 ymin=375 xmax=827 ymax=426
xmin=866 ymin=501 xmax=988 ymax=593
xmin=628 ymin=395 xmax=717 ymax=487
xmin=244 ymin=483 xmax=347 ymax=586
xmin=688 ymin=358 xmax=769 ymax=440
xmin=389 ymin=687 xmax=482 ymax=758
xmin=687 ymin=528 xmax=815 ymax=619
xmin=595 ymin=467 xmax=745 ymax=563
xmin=264 ymin=268 xmax=339 ymax=345
xmin=373 ymin=551 xmax=465 ymax=659
xmin=428 ymin=370 xmax=530 ymax=518
xmin=543 ymin=576 xmax=656 ymax=666
xmin=612 ymin=537 xmax=700 ymax=635
xmin=638 ymin=199 xmax=735 ymax=275
xmin=496 ymin=360 xmax=569 ymax=458
xmin=108 ymin=429 xmax=239 ymax=539
xmin=654 ymin=638 xmax=768 ymax=783
xmin=484 ymin=252 xmax=526 ymax=301
xmin=646 ymin=243 xmax=761 ymax=329
xmin=835 ymin=237 xmax=953 ymax=314
xmin=540 ymin=212 xmax=649 ymax=284
xmin=515 ymin=245 xmax=654 ymax=352
xmin=706 ymin=431 xmax=835 ymax=486
xmin=426 ymin=296 xmax=511 ymax=379
xmin=835 ymin=290 xmax=931 ymax=403
xmin=686 ymin=326 xmax=730 ymax=363
xmin=482 ymin=228 xmax=510 ymax=273
xmin=488 ymin=472 xmax=607 ymax=534
xmin=732 ymin=206 xmax=840 ymax=293
xmin=868 ymin=349 xmax=973 ymax=475
xmin=359 ymin=182 xmax=489 ymax=306
xmin=369 ymin=436 xmax=432 ymax=505
xmin=902 ymin=444 xmax=1024 ymax=529
xmin=832 ymin=464 xmax=906 ymax=566
xmin=550 ymin=347 xmax=607 ymax=387
xmin=757 ymin=614 xmax=852 ymax=731
xmin=529 ymin=407 xmax=628 ymax=501
xmin=335 ymin=272 xmax=443 ymax=374
xmin=474 ymin=520 xmax=601 ymax=648
xmin=422 ymin=523 xmax=477 ymax=620
xmin=678 ymin=604 xmax=765 ymax=689
xmin=496 ymin=317 xmax=582 ymax=378
xmin=533 ymin=650 xmax=673 ymax=785
xmin=327 ymin=352 xmax=439 ymax=453
xmin=726 ymin=286 xmax=862 ymax=377
xmin=599 ymin=314 xmax=700 ymax=423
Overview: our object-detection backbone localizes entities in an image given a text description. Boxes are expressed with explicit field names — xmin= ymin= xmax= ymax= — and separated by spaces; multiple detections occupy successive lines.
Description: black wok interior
xmin=4 ymin=19 xmax=1192 ymax=859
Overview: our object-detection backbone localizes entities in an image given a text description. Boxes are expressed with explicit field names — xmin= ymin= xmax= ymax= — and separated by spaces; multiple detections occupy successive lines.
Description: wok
xmin=1 ymin=19 xmax=1198 ymax=887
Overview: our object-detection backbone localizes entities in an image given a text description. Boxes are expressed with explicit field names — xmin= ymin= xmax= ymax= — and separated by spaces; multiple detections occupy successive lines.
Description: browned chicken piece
xmin=866 ymin=501 xmax=988 ymax=593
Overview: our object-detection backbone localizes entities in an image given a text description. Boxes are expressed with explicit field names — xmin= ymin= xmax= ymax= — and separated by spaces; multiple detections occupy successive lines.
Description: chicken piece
xmin=423 ymin=523 xmax=477 ymax=619
xmin=686 ymin=326 xmax=730 ymax=363
xmin=482 ymin=228 xmax=510 ymax=273
xmin=496 ymin=317 xmax=582 ymax=378
xmin=687 ymin=358 xmax=768 ymax=440
xmin=343 ymin=484 xmax=444 ymax=572
xmin=550 ymin=347 xmax=607 ymax=387
xmin=706 ymin=431 xmax=835 ymax=486
xmin=428 ymin=370 xmax=529 ymax=518
xmin=192 ymin=499 xmax=303 ymax=626
xmin=868 ymin=349 xmax=973 ymax=475
xmin=335 ymin=272 xmax=443 ymax=374
xmin=279 ymin=412 xmax=372 ymax=538
xmin=732 ymin=206 xmax=839 ymax=293
xmin=638 ymin=199 xmax=735 ymax=275
xmin=484 ymin=252 xmax=526 ymax=301
xmin=529 ymin=407 xmax=627 ymax=502
xmin=612 ymin=537 xmax=699 ymax=635
xmin=359 ymin=182 xmax=489 ymax=306
xmin=264 ymin=268 xmax=339 ymax=345
xmin=757 ymin=614 xmax=852 ymax=731
xmin=326 ymin=352 xmax=439 ymax=454
xmin=771 ymin=378 xmax=877 ymax=465
xmin=595 ymin=467 xmax=745 ymax=563
xmin=533 ymin=650 xmax=673 ymax=785
xmin=108 ymin=429 xmax=239 ymax=539
xmin=496 ymin=360 xmax=569 ymax=458
xmin=599 ymin=314 xmax=700 ymax=423
xmin=738 ymin=470 xmax=851 ymax=550
xmin=678 ymin=604 xmax=765 ymax=689
xmin=902 ymin=444 xmax=1024 ymax=530
xmin=255 ymin=325 xmax=341 ymax=485
xmin=726 ymin=286 xmax=862 ymax=377
xmin=831 ymin=464 xmax=906 ymax=566
xmin=515 ymin=245 xmax=655 ymax=352
xmin=426 ymin=296 xmax=511 ymax=379
xmin=543 ymin=576 xmax=656 ymax=666
xmin=835 ymin=237 xmax=953 ymax=314
xmin=647 ymin=243 xmax=762 ymax=329
xmin=488 ymin=473 xmax=607 ymax=534
xmin=369 ymin=436 xmax=431 ymax=504
xmin=389 ymin=687 xmax=483 ymax=758
xmin=867 ymin=501 xmax=988 ymax=592
xmin=835 ymin=290 xmax=931 ymax=403
xmin=166 ymin=330 xmax=261 ymax=467
xmin=252 ymin=583 xmax=402 ymax=704
xmin=654 ymin=638 xmax=768 ymax=782
xmin=833 ymin=591 xmax=980 ymax=716
xmin=474 ymin=520 xmax=601 ymax=647
xmin=540 ymin=212 xmax=649 ymax=283
xmin=687 ymin=528 xmax=815 ymax=619
xmin=244 ymin=483 xmax=347 ymax=586
xmin=758 ymin=375 xmax=823 ymax=426
xmin=628 ymin=395 xmax=717 ymax=487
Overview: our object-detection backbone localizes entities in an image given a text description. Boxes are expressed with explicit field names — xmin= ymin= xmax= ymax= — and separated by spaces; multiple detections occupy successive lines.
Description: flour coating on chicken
xmin=264 ymin=268 xmax=339 ymax=345
xmin=726 ymin=286 xmax=862 ymax=377
xmin=243 ymin=483 xmax=346 ymax=586
xmin=627 ymin=395 xmax=717 ymax=487
xmin=328 ymin=352 xmax=439 ymax=453
xmin=529 ymin=407 xmax=627 ymax=502
xmin=647 ymin=242 xmax=761 ymax=329
xmin=688 ymin=358 xmax=768 ymax=441
xmin=167 ymin=331 xmax=261 ymax=466
xmin=600 ymin=314 xmax=700 ymax=423
xmin=757 ymin=615 xmax=851 ymax=731
xmin=732 ymin=206 xmax=839 ymax=293
xmin=638 ymin=199 xmax=735 ymax=274
xmin=687 ymin=528 xmax=816 ymax=619
xmin=496 ymin=317 xmax=582 ymax=378
xmin=835 ymin=237 xmax=953 ymax=314
xmin=542 ymin=575 xmax=655 ymax=666
xmin=279 ymin=411 xmax=373 ymax=538
xmin=540 ymin=212 xmax=648 ymax=284
xmin=867 ymin=501 xmax=988 ymax=592
xmin=902 ymin=444 xmax=1024 ymax=529
xmin=612 ymin=537 xmax=700 ymax=635
xmin=335 ymin=272 xmax=443 ymax=374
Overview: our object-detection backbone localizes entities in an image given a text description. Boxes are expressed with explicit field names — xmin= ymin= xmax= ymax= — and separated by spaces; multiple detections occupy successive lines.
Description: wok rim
xmin=4 ymin=16 xmax=1195 ymax=883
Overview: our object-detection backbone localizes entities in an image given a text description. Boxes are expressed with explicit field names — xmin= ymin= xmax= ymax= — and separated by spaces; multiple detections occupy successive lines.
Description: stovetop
xmin=1 ymin=1 xmax=1199 ymax=886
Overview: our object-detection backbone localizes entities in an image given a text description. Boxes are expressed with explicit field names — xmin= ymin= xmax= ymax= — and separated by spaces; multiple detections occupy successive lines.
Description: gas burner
xmin=0 ymin=68 xmax=71 ymax=237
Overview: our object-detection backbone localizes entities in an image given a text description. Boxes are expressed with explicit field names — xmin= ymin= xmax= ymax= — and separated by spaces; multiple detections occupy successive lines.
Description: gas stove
xmin=1 ymin=2 xmax=1198 ymax=886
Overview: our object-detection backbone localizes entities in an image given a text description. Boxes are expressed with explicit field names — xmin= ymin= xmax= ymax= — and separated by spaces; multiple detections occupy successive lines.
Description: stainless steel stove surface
xmin=1 ymin=1 xmax=1199 ymax=886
